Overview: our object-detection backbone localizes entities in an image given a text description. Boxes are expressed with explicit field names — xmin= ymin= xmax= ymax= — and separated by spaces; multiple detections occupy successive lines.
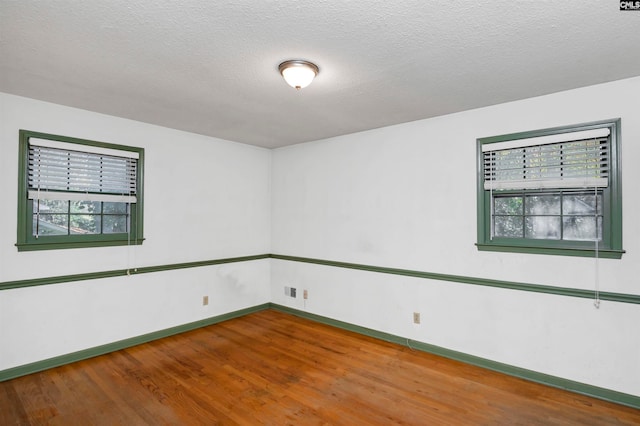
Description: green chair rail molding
xmin=1 ymin=253 xmax=638 ymax=305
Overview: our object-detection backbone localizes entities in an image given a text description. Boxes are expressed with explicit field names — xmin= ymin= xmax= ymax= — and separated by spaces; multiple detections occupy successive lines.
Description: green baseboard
xmin=270 ymin=303 xmax=640 ymax=410
xmin=0 ymin=303 xmax=270 ymax=382
xmin=2 ymin=302 xmax=638 ymax=410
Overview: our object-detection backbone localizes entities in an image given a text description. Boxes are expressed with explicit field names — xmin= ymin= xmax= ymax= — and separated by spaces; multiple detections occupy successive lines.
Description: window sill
xmin=475 ymin=243 xmax=624 ymax=259
xmin=16 ymin=239 xmax=144 ymax=252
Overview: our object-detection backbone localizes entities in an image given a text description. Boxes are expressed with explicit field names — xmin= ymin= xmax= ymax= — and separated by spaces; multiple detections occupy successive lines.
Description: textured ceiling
xmin=1 ymin=1 xmax=640 ymax=148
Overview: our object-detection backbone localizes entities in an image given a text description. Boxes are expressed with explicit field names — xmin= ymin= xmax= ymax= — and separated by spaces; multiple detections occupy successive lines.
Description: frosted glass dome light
xmin=278 ymin=60 xmax=319 ymax=90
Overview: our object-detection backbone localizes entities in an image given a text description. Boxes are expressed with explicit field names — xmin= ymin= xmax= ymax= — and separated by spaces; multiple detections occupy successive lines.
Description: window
xmin=17 ymin=130 xmax=144 ymax=251
xmin=476 ymin=119 xmax=623 ymax=258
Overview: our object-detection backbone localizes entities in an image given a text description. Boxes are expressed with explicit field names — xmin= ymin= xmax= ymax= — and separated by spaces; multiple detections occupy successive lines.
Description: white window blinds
xmin=482 ymin=128 xmax=610 ymax=191
xmin=27 ymin=138 xmax=138 ymax=203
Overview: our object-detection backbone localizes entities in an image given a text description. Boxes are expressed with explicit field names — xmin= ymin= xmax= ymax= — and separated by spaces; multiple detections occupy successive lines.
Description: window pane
xmin=494 ymin=197 xmax=522 ymax=215
xmin=103 ymin=215 xmax=128 ymax=233
xmin=103 ymin=202 xmax=128 ymax=214
xmin=563 ymin=216 xmax=602 ymax=241
xmin=35 ymin=199 xmax=68 ymax=213
xmin=70 ymin=215 xmax=101 ymax=234
xmin=34 ymin=214 xmax=68 ymax=236
xmin=525 ymin=217 xmax=561 ymax=239
xmin=70 ymin=200 xmax=101 ymax=214
xmin=563 ymin=194 xmax=602 ymax=215
xmin=494 ymin=216 xmax=523 ymax=238
xmin=525 ymin=195 xmax=560 ymax=215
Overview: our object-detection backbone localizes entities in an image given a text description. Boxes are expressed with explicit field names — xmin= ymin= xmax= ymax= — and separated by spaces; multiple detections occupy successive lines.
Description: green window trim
xmin=16 ymin=130 xmax=145 ymax=251
xmin=476 ymin=119 xmax=623 ymax=258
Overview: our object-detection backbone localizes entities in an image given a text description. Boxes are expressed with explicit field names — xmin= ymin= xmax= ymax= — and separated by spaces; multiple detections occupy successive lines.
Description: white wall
xmin=0 ymin=93 xmax=272 ymax=370
xmin=271 ymin=77 xmax=640 ymax=396
xmin=2 ymin=77 xmax=639 ymax=398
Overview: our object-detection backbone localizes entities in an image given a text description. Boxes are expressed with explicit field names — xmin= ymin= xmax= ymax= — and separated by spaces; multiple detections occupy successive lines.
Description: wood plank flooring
xmin=1 ymin=309 xmax=639 ymax=425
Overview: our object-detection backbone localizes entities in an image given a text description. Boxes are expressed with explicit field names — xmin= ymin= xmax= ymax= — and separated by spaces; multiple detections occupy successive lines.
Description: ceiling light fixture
xmin=278 ymin=60 xmax=319 ymax=90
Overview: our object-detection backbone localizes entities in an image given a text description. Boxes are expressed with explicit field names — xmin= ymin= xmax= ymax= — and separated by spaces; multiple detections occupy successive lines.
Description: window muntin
xmin=32 ymin=200 xmax=130 ymax=237
xmin=17 ymin=130 xmax=144 ymax=251
xmin=477 ymin=119 xmax=623 ymax=258
xmin=492 ymin=191 xmax=602 ymax=241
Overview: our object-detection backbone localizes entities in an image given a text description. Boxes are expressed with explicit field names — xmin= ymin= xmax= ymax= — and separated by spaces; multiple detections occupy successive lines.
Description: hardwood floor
xmin=1 ymin=309 xmax=639 ymax=425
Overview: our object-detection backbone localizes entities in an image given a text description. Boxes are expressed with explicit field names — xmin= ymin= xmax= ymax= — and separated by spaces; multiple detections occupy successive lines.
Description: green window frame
xmin=476 ymin=119 xmax=623 ymax=259
xmin=16 ymin=130 xmax=144 ymax=251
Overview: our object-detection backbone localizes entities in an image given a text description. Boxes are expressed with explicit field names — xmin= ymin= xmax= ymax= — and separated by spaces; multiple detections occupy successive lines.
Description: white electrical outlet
xmin=203 ymin=296 xmax=209 ymax=306
xmin=413 ymin=312 xmax=421 ymax=324
xmin=303 ymin=289 xmax=308 ymax=299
